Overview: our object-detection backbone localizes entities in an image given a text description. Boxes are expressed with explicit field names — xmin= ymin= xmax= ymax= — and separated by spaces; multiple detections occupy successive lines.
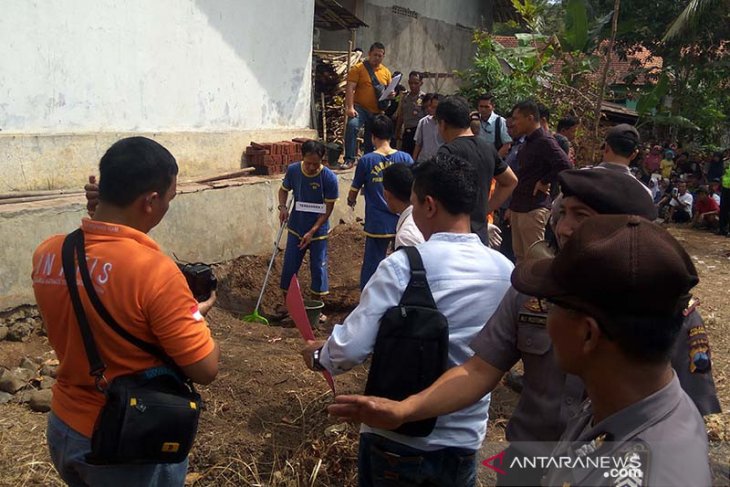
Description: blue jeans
xmin=358 ymin=433 xmax=477 ymax=487
xmin=47 ymin=412 xmax=188 ymax=487
xmin=280 ymin=232 xmax=329 ymax=295
xmin=360 ymin=237 xmax=392 ymax=290
xmin=345 ymin=105 xmax=375 ymax=162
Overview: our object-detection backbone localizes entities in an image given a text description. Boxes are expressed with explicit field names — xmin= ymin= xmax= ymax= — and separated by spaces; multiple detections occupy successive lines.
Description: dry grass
xmin=0 ymin=405 xmax=62 ymax=487
xmin=188 ymin=390 xmax=359 ymax=486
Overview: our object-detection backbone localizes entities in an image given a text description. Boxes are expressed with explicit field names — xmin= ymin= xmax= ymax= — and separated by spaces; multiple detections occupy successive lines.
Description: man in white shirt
xmin=668 ymin=180 xmax=693 ymax=223
xmin=382 ymin=163 xmax=424 ymax=248
xmin=300 ymin=153 xmax=514 ymax=487
xmin=476 ymin=93 xmax=511 ymax=151
xmin=412 ymin=93 xmax=443 ymax=162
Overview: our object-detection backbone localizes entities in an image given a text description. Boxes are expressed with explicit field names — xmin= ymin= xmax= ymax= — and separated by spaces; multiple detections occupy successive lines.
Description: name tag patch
xmin=518 ymin=312 xmax=547 ymax=326
xmin=295 ymin=201 xmax=326 ymax=214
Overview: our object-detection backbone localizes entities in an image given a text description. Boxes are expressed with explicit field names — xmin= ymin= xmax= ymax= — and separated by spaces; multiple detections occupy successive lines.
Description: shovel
xmin=286 ymin=275 xmax=336 ymax=393
xmin=243 ymin=200 xmax=292 ymax=325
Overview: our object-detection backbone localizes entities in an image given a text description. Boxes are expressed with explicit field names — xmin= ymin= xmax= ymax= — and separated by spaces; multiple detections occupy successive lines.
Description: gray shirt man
xmin=542 ymin=374 xmax=711 ymax=486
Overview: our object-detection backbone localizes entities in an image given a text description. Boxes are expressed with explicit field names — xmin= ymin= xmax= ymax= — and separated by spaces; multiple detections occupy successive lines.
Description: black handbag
xmin=61 ymin=229 xmax=202 ymax=465
xmin=363 ymin=61 xmax=391 ymax=112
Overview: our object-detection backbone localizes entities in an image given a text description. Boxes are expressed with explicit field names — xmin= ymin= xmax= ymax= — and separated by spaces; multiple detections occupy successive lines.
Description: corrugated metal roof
xmin=314 ymin=0 xmax=368 ymax=31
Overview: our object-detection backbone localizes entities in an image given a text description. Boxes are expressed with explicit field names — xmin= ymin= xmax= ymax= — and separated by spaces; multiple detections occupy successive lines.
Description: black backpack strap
xmin=399 ymin=247 xmax=437 ymax=309
xmin=363 ymin=60 xmax=383 ymax=89
xmin=495 ymin=116 xmax=503 ymax=150
xmin=69 ymin=229 xmax=180 ymax=372
xmin=62 ymin=230 xmax=107 ymax=380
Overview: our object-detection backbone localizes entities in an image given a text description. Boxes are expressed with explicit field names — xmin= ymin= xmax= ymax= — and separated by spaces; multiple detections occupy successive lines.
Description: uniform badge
xmin=522 ymin=297 xmax=547 ymax=313
xmin=574 ymin=432 xmax=611 ymax=458
xmin=518 ymin=297 xmax=548 ymax=325
xmin=611 ymin=440 xmax=650 ymax=487
xmin=683 ymin=297 xmax=700 ymax=317
xmin=688 ymin=322 xmax=712 ymax=373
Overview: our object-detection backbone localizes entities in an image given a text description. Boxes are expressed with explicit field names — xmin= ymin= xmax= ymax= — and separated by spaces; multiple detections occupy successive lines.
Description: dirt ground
xmin=1 ymin=224 xmax=729 ymax=486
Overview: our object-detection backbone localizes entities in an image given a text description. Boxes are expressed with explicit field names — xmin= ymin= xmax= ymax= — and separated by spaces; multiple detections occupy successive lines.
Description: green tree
xmin=593 ymin=0 xmax=730 ymax=145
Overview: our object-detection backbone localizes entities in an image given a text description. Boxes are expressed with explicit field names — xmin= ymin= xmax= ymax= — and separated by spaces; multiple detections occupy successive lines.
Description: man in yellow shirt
xmin=344 ymin=42 xmax=392 ymax=168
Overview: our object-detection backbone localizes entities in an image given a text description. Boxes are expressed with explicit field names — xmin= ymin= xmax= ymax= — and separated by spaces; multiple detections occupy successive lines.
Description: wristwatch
xmin=312 ymin=347 xmax=325 ymax=371
xmin=278 ymin=205 xmax=287 ymax=210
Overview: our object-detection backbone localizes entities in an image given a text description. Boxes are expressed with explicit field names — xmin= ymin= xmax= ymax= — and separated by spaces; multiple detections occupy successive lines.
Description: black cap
xmin=512 ymin=215 xmax=699 ymax=319
xmin=559 ymin=169 xmax=658 ymax=220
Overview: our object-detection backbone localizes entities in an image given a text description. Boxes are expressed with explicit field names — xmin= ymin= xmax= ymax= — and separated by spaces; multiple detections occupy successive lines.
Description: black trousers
xmin=719 ymin=188 xmax=730 ymax=234
xmin=402 ymin=127 xmax=417 ymax=155
xmin=495 ymin=445 xmax=546 ymax=486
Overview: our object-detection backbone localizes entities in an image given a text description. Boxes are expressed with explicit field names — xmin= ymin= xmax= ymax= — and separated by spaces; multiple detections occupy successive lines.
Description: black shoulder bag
xmin=61 ymin=229 xmax=202 ymax=465
xmin=363 ymin=60 xmax=391 ymax=112
xmin=364 ymin=246 xmax=449 ymax=437
xmin=494 ymin=116 xmax=504 ymax=151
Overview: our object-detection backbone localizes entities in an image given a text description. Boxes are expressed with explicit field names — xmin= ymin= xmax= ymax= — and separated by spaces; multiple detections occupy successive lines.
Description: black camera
xmin=177 ymin=263 xmax=217 ymax=302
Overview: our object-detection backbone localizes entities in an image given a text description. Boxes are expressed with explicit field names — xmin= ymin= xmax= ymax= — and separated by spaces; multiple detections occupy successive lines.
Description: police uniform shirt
xmin=542 ymin=373 xmax=711 ymax=487
xmin=398 ymin=91 xmax=425 ymax=129
xmin=469 ymin=287 xmax=584 ymax=453
xmin=282 ymin=162 xmax=339 ymax=239
xmin=351 ymin=151 xmax=413 ymax=237
xmin=671 ymin=308 xmax=721 ymax=416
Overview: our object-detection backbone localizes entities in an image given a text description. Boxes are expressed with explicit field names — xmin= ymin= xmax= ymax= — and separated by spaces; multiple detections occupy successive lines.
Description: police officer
xmin=513 ymin=214 xmax=710 ymax=486
xmin=328 ymin=169 xmax=720 ymax=485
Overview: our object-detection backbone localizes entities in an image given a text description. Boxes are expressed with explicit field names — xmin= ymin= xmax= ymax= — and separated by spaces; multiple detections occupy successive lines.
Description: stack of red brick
xmin=244 ymin=139 xmax=308 ymax=176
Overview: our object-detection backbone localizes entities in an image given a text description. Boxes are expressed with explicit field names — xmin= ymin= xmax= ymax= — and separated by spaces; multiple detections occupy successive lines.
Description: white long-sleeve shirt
xmin=394 ymin=206 xmax=424 ymax=249
xmin=320 ymin=232 xmax=514 ymax=451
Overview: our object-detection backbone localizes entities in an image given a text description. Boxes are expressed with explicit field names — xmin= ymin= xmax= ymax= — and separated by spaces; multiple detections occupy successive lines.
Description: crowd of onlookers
xmin=633 ymin=145 xmax=730 ymax=234
xmin=376 ymin=70 xmax=730 ymax=240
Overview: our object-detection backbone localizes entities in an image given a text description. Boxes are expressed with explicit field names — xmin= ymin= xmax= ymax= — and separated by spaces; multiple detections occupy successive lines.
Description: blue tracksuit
xmin=280 ymin=162 xmax=339 ymax=295
xmin=351 ymin=150 xmax=413 ymax=289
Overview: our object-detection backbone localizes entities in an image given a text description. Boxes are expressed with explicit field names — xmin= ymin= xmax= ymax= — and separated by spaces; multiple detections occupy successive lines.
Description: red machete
xmin=286 ymin=275 xmax=336 ymax=393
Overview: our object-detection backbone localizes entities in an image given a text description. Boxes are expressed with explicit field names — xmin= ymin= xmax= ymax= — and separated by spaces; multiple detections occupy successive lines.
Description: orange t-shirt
xmin=487 ymin=179 xmax=496 ymax=224
xmin=32 ymin=219 xmax=215 ymax=437
xmin=348 ymin=61 xmax=392 ymax=114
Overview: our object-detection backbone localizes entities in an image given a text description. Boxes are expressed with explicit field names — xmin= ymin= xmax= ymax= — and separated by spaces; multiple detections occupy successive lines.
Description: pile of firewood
xmin=314 ymin=50 xmax=362 ymax=145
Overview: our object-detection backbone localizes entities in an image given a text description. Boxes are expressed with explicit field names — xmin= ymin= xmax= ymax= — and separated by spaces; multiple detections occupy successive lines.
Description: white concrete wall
xmin=0 ymin=0 xmax=316 ymax=190
xmin=0 ymin=171 xmax=364 ymax=310
xmin=318 ymin=0 xmax=486 ymax=94
xmin=364 ymin=0 xmax=489 ymax=28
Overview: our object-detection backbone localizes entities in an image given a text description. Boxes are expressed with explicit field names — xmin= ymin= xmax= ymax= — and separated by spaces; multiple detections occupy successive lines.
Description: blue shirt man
xmin=279 ymin=141 xmax=339 ymax=304
xmin=347 ymin=114 xmax=413 ymax=290
xmin=306 ymin=154 xmax=514 ymax=487
xmin=476 ymin=94 xmax=512 ymax=150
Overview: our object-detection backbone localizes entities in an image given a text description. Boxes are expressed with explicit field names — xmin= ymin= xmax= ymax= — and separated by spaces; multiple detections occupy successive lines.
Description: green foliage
xmin=663 ymin=0 xmax=724 ymax=41
xmin=636 ymin=72 xmax=669 ymax=116
xmin=563 ymin=0 xmax=589 ymax=51
xmin=455 ymin=31 xmax=541 ymax=113
xmin=510 ymin=0 xmax=551 ymax=33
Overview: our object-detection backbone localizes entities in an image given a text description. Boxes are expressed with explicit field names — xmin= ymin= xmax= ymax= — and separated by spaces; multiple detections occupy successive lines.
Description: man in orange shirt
xmin=343 ymin=41 xmax=392 ymax=168
xmin=32 ymin=137 xmax=219 ymax=486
